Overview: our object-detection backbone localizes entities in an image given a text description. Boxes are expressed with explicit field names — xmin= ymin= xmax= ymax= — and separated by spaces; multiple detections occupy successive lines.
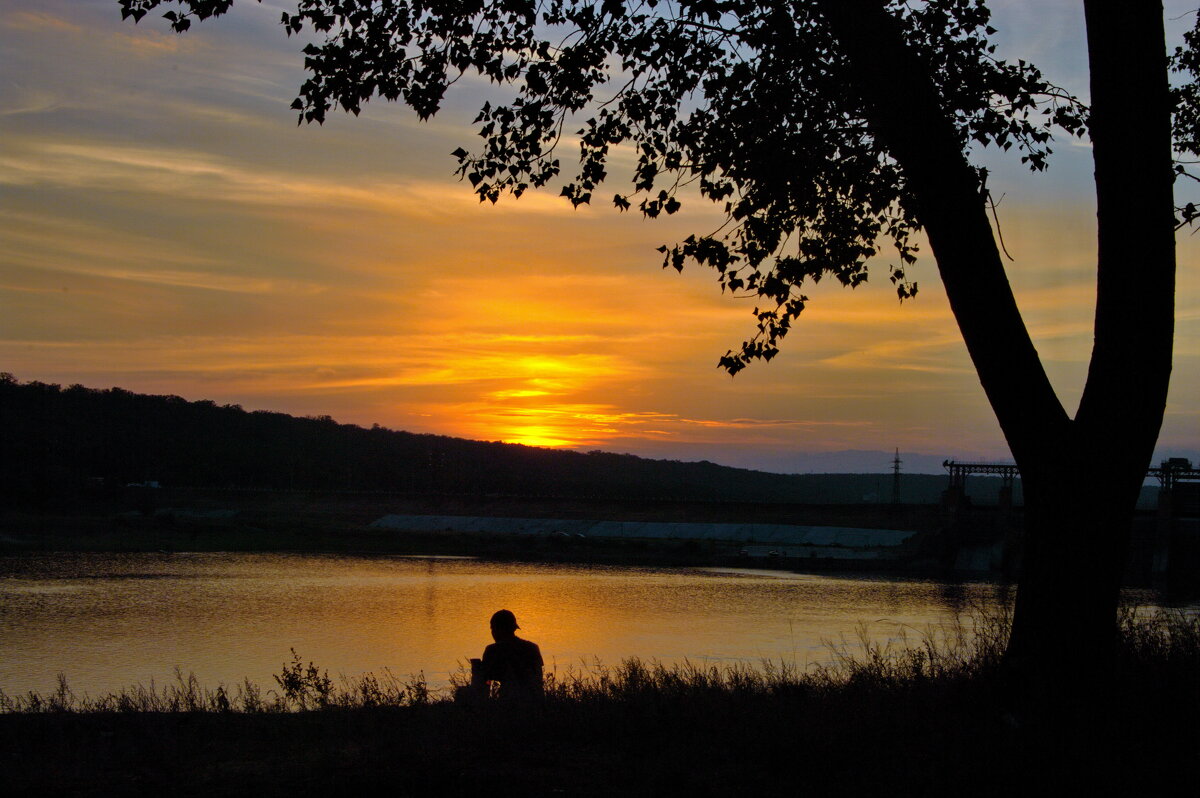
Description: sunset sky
xmin=2 ymin=0 xmax=1198 ymax=473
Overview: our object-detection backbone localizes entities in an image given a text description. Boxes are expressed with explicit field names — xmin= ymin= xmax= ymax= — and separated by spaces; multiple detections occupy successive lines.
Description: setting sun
xmin=500 ymin=427 xmax=576 ymax=448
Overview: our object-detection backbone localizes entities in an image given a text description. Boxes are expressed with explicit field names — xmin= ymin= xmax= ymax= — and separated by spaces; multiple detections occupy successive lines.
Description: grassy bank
xmin=3 ymin=610 xmax=1196 ymax=796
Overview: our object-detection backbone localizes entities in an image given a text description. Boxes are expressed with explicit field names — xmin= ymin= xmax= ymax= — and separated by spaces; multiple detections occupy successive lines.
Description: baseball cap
xmin=490 ymin=609 xmax=519 ymax=631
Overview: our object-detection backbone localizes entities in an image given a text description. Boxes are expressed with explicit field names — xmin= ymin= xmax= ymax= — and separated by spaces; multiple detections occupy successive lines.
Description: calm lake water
xmin=0 ymin=552 xmax=1181 ymax=697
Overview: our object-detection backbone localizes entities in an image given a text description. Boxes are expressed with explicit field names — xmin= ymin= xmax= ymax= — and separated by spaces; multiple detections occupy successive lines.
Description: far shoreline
xmin=0 ymin=498 xmax=974 ymax=580
xmin=2 ymin=485 xmax=1180 ymax=592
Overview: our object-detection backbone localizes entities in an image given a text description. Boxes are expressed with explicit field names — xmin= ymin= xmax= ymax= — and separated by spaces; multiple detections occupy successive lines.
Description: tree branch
xmin=815 ymin=0 xmax=1071 ymax=469
xmin=1076 ymin=1 xmax=1175 ymax=478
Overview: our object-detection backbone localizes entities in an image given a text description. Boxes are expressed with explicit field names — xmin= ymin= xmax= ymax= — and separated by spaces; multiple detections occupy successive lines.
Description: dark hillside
xmin=0 ymin=375 xmax=1011 ymax=507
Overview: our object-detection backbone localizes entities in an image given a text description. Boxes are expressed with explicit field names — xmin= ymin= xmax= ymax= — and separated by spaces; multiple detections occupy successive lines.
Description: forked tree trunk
xmin=819 ymin=0 xmax=1176 ymax=682
xmin=1007 ymin=1 xmax=1175 ymax=675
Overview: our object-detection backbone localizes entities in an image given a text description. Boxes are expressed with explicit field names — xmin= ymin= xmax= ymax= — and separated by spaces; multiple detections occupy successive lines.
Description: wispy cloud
xmin=0 ymin=209 xmax=324 ymax=295
xmin=0 ymin=141 xmax=593 ymax=218
xmin=3 ymin=10 xmax=83 ymax=34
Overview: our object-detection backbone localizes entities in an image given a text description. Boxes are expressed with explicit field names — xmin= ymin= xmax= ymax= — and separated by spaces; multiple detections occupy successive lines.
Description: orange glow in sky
xmin=1 ymin=1 xmax=1197 ymax=472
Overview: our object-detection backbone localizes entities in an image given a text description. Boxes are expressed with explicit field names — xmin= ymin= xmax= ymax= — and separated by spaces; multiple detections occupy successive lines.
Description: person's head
xmin=490 ymin=609 xmax=519 ymax=641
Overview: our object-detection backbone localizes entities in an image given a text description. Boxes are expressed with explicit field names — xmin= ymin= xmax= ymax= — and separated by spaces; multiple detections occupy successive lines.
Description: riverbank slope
xmin=4 ymin=617 xmax=1196 ymax=797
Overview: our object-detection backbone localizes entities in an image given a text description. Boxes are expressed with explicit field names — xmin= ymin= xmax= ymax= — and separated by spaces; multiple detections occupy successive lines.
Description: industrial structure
xmin=941 ymin=458 xmax=1199 ymax=582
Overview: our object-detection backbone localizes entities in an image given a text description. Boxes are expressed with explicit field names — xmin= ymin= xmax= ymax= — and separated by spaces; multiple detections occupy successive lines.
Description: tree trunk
xmin=1007 ymin=1 xmax=1176 ymax=676
xmin=818 ymin=0 xmax=1176 ymax=682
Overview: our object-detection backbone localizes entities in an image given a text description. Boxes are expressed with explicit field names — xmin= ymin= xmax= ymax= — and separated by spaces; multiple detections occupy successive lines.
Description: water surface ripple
xmin=0 ymin=552 xmax=1179 ymax=696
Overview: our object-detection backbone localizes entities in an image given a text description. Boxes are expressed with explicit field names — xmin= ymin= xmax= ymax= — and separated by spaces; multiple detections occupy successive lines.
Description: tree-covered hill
xmin=0 ymin=374 xmax=1002 ymax=506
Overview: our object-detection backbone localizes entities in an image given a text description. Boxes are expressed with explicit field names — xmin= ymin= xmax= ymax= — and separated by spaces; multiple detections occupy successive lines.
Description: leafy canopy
xmin=120 ymin=0 xmax=1094 ymax=371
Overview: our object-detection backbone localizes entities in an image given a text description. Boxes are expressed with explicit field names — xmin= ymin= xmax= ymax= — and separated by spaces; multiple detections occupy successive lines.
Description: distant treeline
xmin=0 ymin=375 xmax=1011 ymax=506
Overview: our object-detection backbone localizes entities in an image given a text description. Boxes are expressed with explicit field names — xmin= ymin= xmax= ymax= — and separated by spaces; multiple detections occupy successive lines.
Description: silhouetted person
xmin=477 ymin=609 xmax=543 ymax=700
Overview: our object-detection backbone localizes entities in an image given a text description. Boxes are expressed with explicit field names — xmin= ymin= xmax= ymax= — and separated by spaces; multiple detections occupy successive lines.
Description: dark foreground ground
xmin=3 ymin=672 xmax=1196 ymax=798
xmin=6 ymin=607 xmax=1199 ymax=798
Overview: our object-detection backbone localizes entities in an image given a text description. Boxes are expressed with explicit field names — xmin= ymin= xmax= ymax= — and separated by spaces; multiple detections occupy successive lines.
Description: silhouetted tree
xmin=117 ymin=1 xmax=1194 ymax=677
